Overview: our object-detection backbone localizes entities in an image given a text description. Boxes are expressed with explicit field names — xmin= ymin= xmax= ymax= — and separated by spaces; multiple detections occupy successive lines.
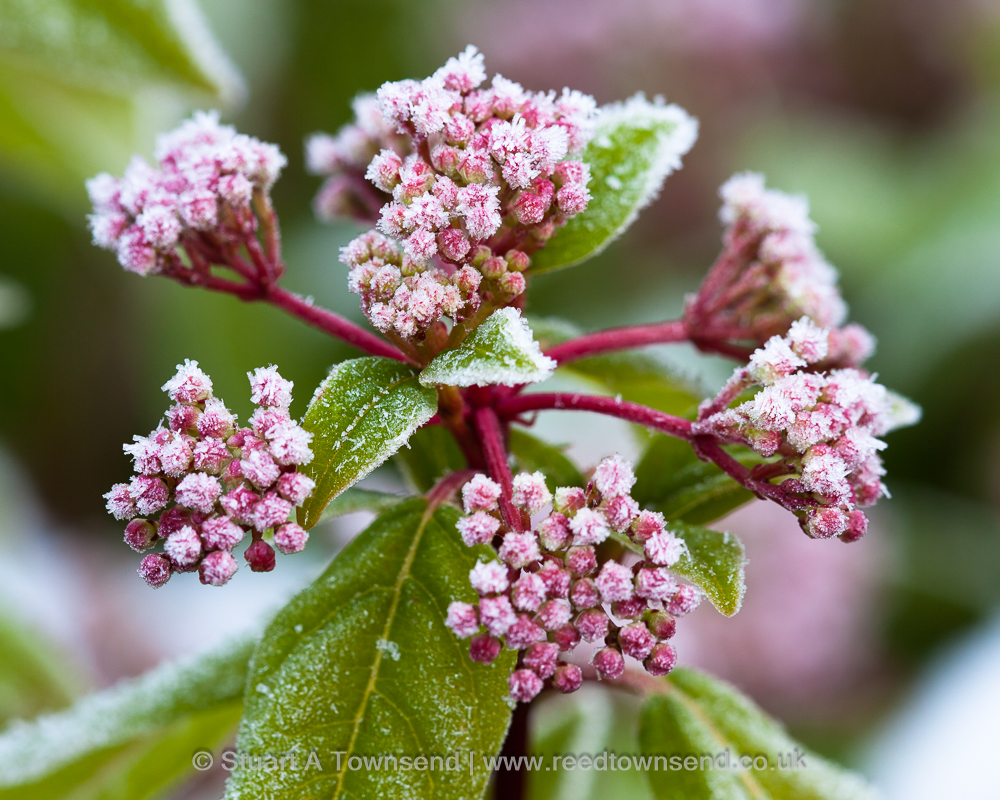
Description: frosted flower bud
xmin=569 ymin=508 xmax=609 ymax=546
xmin=266 ymin=421 xmax=314 ymax=466
xmin=248 ymin=365 xmax=294 ymax=409
xmin=804 ymin=506 xmax=848 ymax=539
xmin=554 ymin=486 xmax=586 ymax=515
xmin=596 ymin=561 xmax=634 ymax=603
xmin=138 ymin=553 xmax=172 ymax=588
xmin=564 ymin=545 xmax=597 ymax=577
xmin=592 ymin=647 xmax=625 ymax=681
xmin=124 ymin=519 xmax=157 ymax=551
xmin=508 ymin=669 xmax=544 ymax=703
xmin=178 ymin=188 xmax=218 ymax=229
xmin=157 ymin=436 xmax=193 ymax=478
xmin=612 ymin=597 xmax=648 ymax=620
xmin=551 ymin=623 xmax=580 ymax=652
xmin=523 ymin=642 xmax=559 ymax=679
xmin=221 ymin=485 xmax=260 ymax=526
xmin=241 ymin=449 xmax=281 ymax=489
xmin=668 ymin=585 xmax=702 ymax=616
xmin=466 ymin=633 xmax=500 ymax=665
xmin=553 ymin=663 xmax=584 ymax=693
xmin=631 ymin=509 xmax=666 ymax=542
xmin=197 ymin=398 xmax=237 ymax=439
xmin=157 ymin=505 xmax=191 ymax=537
xmin=505 ymin=614 xmax=547 ymax=649
xmin=603 ymin=495 xmax=639 ymax=533
xmin=479 ymin=594 xmax=517 ymax=637
xmin=192 ymin=438 xmax=230 ymax=474
xmin=647 ymin=611 xmax=678 ymax=640
xmin=556 ymin=182 xmax=590 ymax=215
xmin=511 ymin=471 xmax=552 ymax=514
xmin=274 ymin=523 xmax=309 ymax=554
xmin=512 ymin=190 xmax=547 ymax=225
xmin=537 ymin=599 xmax=572 ymax=631
xmin=801 ymin=446 xmax=850 ymax=502
xmin=469 ymin=560 xmax=510 ymax=595
xmin=218 ymin=172 xmax=253 ymax=207
xmin=787 ymin=317 xmax=829 ymax=363
xmin=497 ymin=271 xmax=525 ymax=297
xmin=479 ymin=256 xmax=506 ymax=279
xmin=162 ymin=360 xmax=213 ymax=403
xmin=167 ymin=403 xmax=201 ymax=435
xmin=200 ymin=516 xmax=245 ymax=550
xmin=569 ymin=578 xmax=600 ymax=609
xmin=439 ymin=228 xmax=471 ymax=262
xmin=536 ymin=560 xmax=571 ymax=598
xmin=116 ymin=226 xmax=157 ymax=275
xmin=537 ymin=513 xmax=571 ymax=550
xmin=840 ymin=510 xmax=869 ymax=543
xmin=175 ymin=472 xmax=222 ymax=514
xmin=105 ymin=483 xmax=137 ymax=520
xmin=365 ymin=149 xmax=403 ymax=192
xmin=249 ymin=407 xmax=290 ymax=438
xmin=645 ymin=642 xmax=678 ymax=677
xmin=89 ymin=212 xmax=129 ymax=250
xmin=456 ymin=184 xmax=502 ymax=240
xmin=462 ymin=474 xmax=502 ymax=512
xmin=199 ymin=550 xmax=238 ymax=586
xmin=253 ymin=492 xmax=293 ymax=531
xmin=511 ymin=572 xmax=547 ymax=612
xmin=164 ymin=525 xmax=203 ymax=569
xmin=748 ymin=335 xmax=806 ymax=386
xmin=644 ymin=530 xmax=684 ymax=567
xmin=136 ymin=205 xmax=181 ymax=249
xmin=245 ymin=539 xmax=276 ymax=572
xmin=277 ymin=472 xmax=315 ymax=506
xmin=129 ymin=475 xmax=169 ymax=515
xmin=619 ymin=623 xmax=656 ymax=661
xmin=576 ymin=608 xmax=610 ymax=642
xmin=635 ymin=567 xmax=677 ymax=601
xmin=593 ymin=454 xmax=636 ymax=498
xmin=446 ymin=601 xmax=480 ymax=638
xmin=498 ymin=532 xmax=540 ymax=569
xmin=456 ymin=511 xmax=501 ymax=547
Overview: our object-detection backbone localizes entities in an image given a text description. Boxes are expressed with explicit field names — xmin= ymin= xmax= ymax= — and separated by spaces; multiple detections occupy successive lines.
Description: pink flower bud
xmin=470 ymin=560 xmax=510 ymax=595
xmin=457 ymin=511 xmax=501 ymax=547
xmin=116 ymin=226 xmax=158 ymax=275
xmin=469 ymin=633 xmax=502 ymax=664
xmin=523 ymin=642 xmax=560 ymax=679
xmin=129 ymin=475 xmax=169 ymax=515
xmin=265 ymin=421 xmax=314 ymax=467
xmin=497 ymin=271 xmax=526 ymax=297
xmin=644 ymin=531 xmax=684 ymax=567
xmin=513 ymin=191 xmax=548 ymax=225
xmin=554 ymin=486 xmax=586 ymax=515
xmin=192 ymin=438 xmax=231 ymax=474
xmin=138 ymin=553 xmax=172 ymax=588
xmin=667 ymin=585 xmax=702 ymax=616
xmin=498 ymin=532 xmax=541 ymax=569
xmin=157 ymin=436 xmax=193 ymax=478
xmin=612 ymin=597 xmax=649 ymax=621
xmin=479 ymin=256 xmax=506 ymax=279
xmin=569 ymin=578 xmax=600 ymax=609
xmin=199 ymin=550 xmax=238 ymax=586
xmin=839 ymin=509 xmax=868 ymax=543
xmin=576 ymin=608 xmax=610 ymax=642
xmin=537 ymin=599 xmax=572 ymax=631
xmin=564 ymin=545 xmax=597 ymax=577
xmin=365 ymin=149 xmax=403 ymax=192
xmin=596 ymin=561 xmax=634 ymax=603
xmin=553 ymin=623 xmax=581 ymax=651
xmin=508 ymin=668 xmax=544 ymax=703
xmin=197 ymin=398 xmax=237 ymax=439
xmin=603 ymin=495 xmax=639 ymax=533
xmin=594 ymin=454 xmax=636 ymax=498
xmin=462 ymin=474 xmax=502 ymax=512
xmin=164 ymin=525 xmax=203 ymax=570
xmin=439 ymin=228 xmax=471 ymax=262
xmin=446 ymin=601 xmax=480 ymax=638
xmin=253 ymin=492 xmax=293 ymax=531
xmin=167 ymin=403 xmax=201 ymax=434
xmin=218 ymin=172 xmax=253 ymax=207
xmin=506 ymin=614 xmax=547 ymax=649
xmin=248 ymin=365 xmax=294 ymax=409
xmin=647 ymin=611 xmax=677 ymax=640
xmin=200 ymin=515 xmax=245 ymax=550
xmin=635 ymin=567 xmax=677 ymax=601
xmin=511 ymin=572 xmax=547 ymax=612
xmin=221 ymin=485 xmax=260 ymax=526
xmin=479 ymin=594 xmax=517 ymax=637
xmin=245 ymin=539 xmax=276 ymax=572
xmin=804 ymin=506 xmax=848 ymax=539
xmin=124 ymin=519 xmax=157 ymax=551
xmin=512 ymin=471 xmax=552 ymax=514
xmin=276 ymin=472 xmax=315 ymax=506
xmin=175 ymin=472 xmax=222 ymax=514
xmin=592 ymin=647 xmax=625 ymax=680
xmin=105 ymin=483 xmax=137 ymax=520
xmin=161 ymin=360 xmax=213 ymax=404
xmin=241 ymin=449 xmax=281 ymax=489
xmin=537 ymin=513 xmax=571 ymax=550
xmin=556 ymin=183 xmax=590 ymax=215
xmin=505 ymin=250 xmax=530 ymax=272
xmin=178 ymin=188 xmax=218 ymax=229
xmin=619 ymin=622 xmax=656 ymax=661
xmin=569 ymin=508 xmax=609 ymax=546
xmin=645 ymin=642 xmax=677 ymax=677
xmin=537 ymin=560 xmax=571 ymax=598
xmin=553 ymin=663 xmax=583 ymax=693
xmin=274 ymin=522 xmax=309 ymax=554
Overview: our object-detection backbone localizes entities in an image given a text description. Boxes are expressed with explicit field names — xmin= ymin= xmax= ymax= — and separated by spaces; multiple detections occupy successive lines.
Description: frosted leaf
xmin=531 ymin=94 xmax=698 ymax=274
xmin=419 ymin=307 xmax=556 ymax=388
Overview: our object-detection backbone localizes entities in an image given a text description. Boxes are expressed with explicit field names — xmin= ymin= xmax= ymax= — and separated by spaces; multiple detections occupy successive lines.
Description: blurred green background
xmin=2 ymin=0 xmax=1000 ymax=793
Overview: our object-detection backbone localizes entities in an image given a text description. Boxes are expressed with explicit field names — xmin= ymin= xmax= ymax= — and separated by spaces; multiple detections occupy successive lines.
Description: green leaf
xmin=509 ymin=428 xmax=584 ymax=492
xmin=420 ymin=307 xmax=556 ymax=388
xmin=633 ymin=435 xmax=757 ymax=525
xmin=0 ymin=634 xmax=253 ymax=799
xmin=529 ymin=686 xmax=655 ymax=800
xmin=226 ymin=498 xmax=515 ymax=800
xmin=395 ymin=424 xmax=467 ymax=493
xmin=299 ymin=357 xmax=439 ymax=529
xmin=670 ymin=523 xmax=747 ymax=617
xmin=531 ymin=95 xmax=698 ymax=274
xmin=0 ymin=612 xmax=78 ymax=728
xmin=317 ymin=487 xmax=406 ymax=523
xmin=639 ymin=668 xmax=880 ymax=800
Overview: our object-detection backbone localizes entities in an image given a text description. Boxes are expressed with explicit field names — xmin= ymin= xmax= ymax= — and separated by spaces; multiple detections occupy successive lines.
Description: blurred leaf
xmin=531 ymin=96 xmax=697 ymax=274
xmin=0 ymin=634 xmax=252 ymax=799
xmin=639 ymin=668 xmax=879 ymax=800
xmin=226 ymin=498 xmax=514 ymax=800
xmin=420 ymin=307 xmax=555 ymax=388
xmin=316 ymin=487 xmax=406 ymax=523
xmin=395 ymin=424 xmax=466 ymax=493
xmin=299 ymin=356 xmax=438 ymax=529
xmin=529 ymin=685 xmax=655 ymax=800
xmin=509 ymin=428 xmax=584 ymax=491
xmin=670 ymin=523 xmax=747 ymax=617
xmin=0 ymin=613 xmax=77 ymax=727
xmin=633 ymin=435 xmax=756 ymax=525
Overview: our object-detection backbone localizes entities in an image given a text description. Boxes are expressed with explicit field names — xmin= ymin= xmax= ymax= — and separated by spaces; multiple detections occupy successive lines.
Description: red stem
xmin=544 ymin=320 xmax=689 ymax=365
xmin=473 ymin=406 xmax=525 ymax=532
xmin=496 ymin=392 xmax=694 ymax=441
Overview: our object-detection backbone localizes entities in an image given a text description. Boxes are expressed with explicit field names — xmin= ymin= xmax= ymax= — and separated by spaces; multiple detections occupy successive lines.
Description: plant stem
xmin=473 ymin=405 xmax=525 ymax=532
xmin=543 ymin=320 xmax=689 ymax=365
xmin=496 ymin=392 xmax=694 ymax=441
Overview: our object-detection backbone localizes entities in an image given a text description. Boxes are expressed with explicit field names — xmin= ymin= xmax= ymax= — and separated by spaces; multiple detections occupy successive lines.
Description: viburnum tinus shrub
xmin=4 ymin=47 xmax=918 ymax=800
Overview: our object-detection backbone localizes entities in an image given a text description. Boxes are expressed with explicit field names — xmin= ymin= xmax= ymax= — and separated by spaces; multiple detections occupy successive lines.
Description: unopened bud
xmin=245 ymin=539 xmax=276 ymax=572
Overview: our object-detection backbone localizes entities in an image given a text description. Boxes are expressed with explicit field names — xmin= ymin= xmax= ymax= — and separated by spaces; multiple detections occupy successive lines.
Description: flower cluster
xmin=445 ymin=456 xmax=702 ymax=704
xmin=313 ymin=46 xmax=597 ymax=341
xmin=103 ymin=362 xmax=315 ymax=588
xmin=86 ymin=111 xmax=286 ymax=276
xmin=694 ymin=318 xmax=917 ymax=541
xmin=687 ymin=172 xmax=874 ymax=367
